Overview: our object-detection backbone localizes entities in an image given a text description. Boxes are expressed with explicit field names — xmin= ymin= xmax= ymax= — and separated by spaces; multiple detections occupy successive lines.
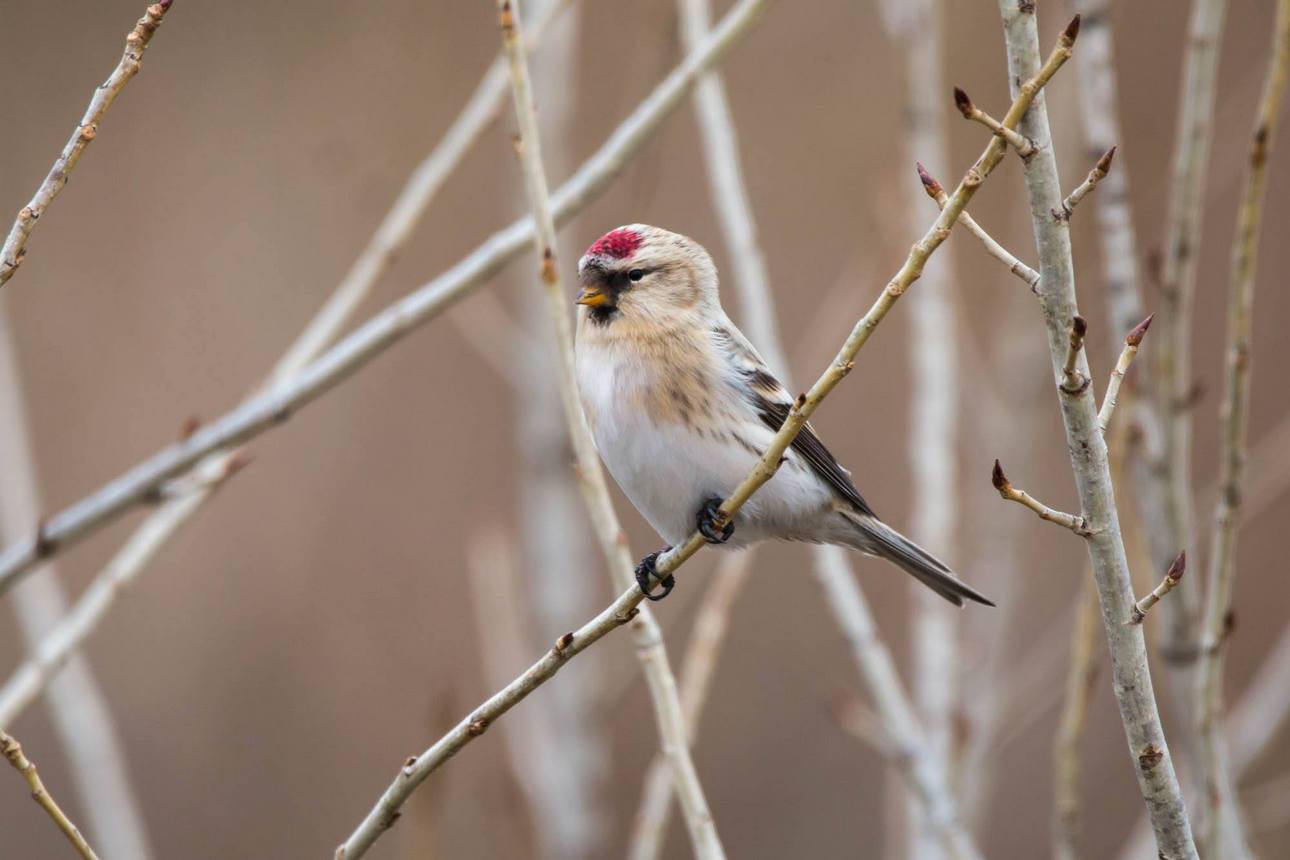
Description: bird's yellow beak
xmin=575 ymin=286 xmax=610 ymax=307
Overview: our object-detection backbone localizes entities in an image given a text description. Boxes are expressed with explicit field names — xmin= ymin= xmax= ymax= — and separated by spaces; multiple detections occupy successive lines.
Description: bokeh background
xmin=2 ymin=1 xmax=1288 ymax=857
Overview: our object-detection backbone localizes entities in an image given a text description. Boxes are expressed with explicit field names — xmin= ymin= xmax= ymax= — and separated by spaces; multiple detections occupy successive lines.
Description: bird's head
xmin=575 ymin=224 xmax=719 ymax=326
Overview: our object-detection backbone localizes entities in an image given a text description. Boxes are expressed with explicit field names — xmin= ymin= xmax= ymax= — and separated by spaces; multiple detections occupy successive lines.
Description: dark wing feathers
xmin=711 ymin=323 xmax=875 ymax=516
xmin=751 ymin=395 xmax=875 ymax=517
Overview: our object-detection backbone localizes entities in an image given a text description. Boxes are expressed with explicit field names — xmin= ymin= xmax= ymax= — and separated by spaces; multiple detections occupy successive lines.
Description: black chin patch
xmin=587 ymin=304 xmax=619 ymax=326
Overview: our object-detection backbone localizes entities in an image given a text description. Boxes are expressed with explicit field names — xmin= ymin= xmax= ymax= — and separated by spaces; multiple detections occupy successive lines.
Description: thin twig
xmin=953 ymin=86 xmax=1036 ymax=157
xmin=0 ymin=2 xmax=173 ymax=288
xmin=992 ymin=459 xmax=1089 ymax=536
xmin=339 ymin=23 xmax=1074 ymax=857
xmin=917 ymin=162 xmax=1039 ymax=289
xmin=1155 ymin=0 xmax=1229 ymax=666
xmin=0 ymin=0 xmax=777 ymax=598
xmin=1098 ymin=314 xmax=1153 ymax=434
xmin=1130 ymin=552 xmax=1187 ymax=625
xmin=1195 ymin=1 xmax=1290 ymax=855
xmin=1055 ymin=146 xmax=1115 ymax=220
xmin=496 ymin=1 xmax=723 ymax=856
xmin=996 ymin=5 xmax=1196 ymax=856
xmin=1 ymin=731 xmax=101 ymax=860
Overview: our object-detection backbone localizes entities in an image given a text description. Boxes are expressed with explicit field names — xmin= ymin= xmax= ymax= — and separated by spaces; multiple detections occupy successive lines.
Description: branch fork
xmin=992 ymin=459 xmax=1092 ymax=536
xmin=954 ymin=86 xmax=1037 ymax=158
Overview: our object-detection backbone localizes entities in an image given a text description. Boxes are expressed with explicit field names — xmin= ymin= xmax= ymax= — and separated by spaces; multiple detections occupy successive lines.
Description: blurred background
xmin=1 ymin=1 xmax=1288 ymax=857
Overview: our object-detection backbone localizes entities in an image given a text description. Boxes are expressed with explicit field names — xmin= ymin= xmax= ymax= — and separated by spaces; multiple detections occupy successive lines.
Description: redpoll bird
xmin=573 ymin=224 xmax=993 ymax=607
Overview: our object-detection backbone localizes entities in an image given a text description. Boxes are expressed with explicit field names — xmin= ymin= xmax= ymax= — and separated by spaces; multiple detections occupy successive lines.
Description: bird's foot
xmin=697 ymin=497 xmax=734 ymax=545
xmin=635 ymin=550 xmax=675 ymax=601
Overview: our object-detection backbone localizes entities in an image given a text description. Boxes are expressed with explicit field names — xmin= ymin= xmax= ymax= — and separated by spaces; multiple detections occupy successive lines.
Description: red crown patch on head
xmin=586 ymin=228 xmax=642 ymax=259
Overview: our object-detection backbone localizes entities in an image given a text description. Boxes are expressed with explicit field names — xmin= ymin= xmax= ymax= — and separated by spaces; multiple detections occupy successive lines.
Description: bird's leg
xmin=697 ymin=497 xmax=734 ymax=544
xmin=635 ymin=550 xmax=675 ymax=601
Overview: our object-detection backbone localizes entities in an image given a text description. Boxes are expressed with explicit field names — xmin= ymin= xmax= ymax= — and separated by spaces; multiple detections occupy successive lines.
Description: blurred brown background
xmin=1 ymin=1 xmax=1288 ymax=857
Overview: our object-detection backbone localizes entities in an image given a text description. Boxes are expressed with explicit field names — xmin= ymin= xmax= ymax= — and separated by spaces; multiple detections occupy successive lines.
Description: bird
xmin=571 ymin=224 xmax=993 ymax=608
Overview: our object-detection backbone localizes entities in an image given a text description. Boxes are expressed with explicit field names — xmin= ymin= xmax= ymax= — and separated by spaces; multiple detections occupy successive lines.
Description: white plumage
xmin=573 ymin=224 xmax=992 ymax=607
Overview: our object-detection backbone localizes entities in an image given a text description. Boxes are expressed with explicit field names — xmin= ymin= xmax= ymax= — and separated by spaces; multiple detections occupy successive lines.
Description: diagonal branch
xmin=1 ymin=731 xmax=100 ymax=860
xmin=991 ymin=460 xmax=1090 ymax=536
xmin=1055 ymin=146 xmax=1115 ymax=221
xmin=1130 ymin=552 xmax=1187 ymax=625
xmin=917 ymin=162 xmax=1039 ymax=289
xmin=0 ymin=0 xmax=777 ymax=598
xmin=338 ymin=27 xmax=1075 ymax=857
xmin=495 ymin=1 xmax=723 ymax=856
xmin=0 ymin=2 xmax=173 ymax=288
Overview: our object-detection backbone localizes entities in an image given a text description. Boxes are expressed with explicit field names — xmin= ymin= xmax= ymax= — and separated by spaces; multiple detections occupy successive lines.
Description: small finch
xmin=573 ymin=224 xmax=993 ymax=607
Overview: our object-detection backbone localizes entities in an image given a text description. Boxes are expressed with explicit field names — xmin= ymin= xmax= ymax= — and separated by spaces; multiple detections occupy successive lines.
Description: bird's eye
xmin=628 ymin=268 xmax=645 ymax=282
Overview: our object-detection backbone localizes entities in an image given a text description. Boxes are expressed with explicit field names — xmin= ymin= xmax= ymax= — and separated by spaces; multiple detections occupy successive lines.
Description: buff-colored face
xmin=575 ymin=225 xmax=719 ymax=326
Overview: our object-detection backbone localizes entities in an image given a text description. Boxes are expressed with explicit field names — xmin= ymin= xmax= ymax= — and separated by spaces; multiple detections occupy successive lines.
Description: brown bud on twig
xmin=916 ymin=162 xmax=943 ymax=198
xmin=991 ymin=459 xmax=1009 ymax=493
xmin=1126 ymin=313 xmax=1154 ymax=347
xmin=1165 ymin=551 xmax=1185 ymax=583
xmin=953 ymin=87 xmax=974 ymax=119
xmin=1071 ymin=314 xmax=1088 ymax=341
xmin=1062 ymin=14 xmax=1082 ymax=45
xmin=1096 ymin=145 xmax=1116 ymax=175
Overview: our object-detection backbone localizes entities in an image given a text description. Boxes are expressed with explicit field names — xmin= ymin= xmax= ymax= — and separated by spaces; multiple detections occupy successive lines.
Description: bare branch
xmin=495 ymin=1 xmax=723 ymax=856
xmin=1154 ymin=0 xmax=1230 ymax=665
xmin=1194 ymin=2 xmax=1290 ymax=855
xmin=1098 ymin=314 xmax=1153 ymax=434
xmin=996 ymin=5 xmax=1195 ymax=856
xmin=1 ymin=732 xmax=100 ymax=860
xmin=917 ymin=162 xmax=1040 ymax=289
xmin=340 ymin=20 xmax=1075 ymax=856
xmin=992 ymin=459 xmax=1089 ymax=536
xmin=0 ymin=0 xmax=778 ymax=597
xmin=0 ymin=2 xmax=173 ymax=288
xmin=1055 ymin=146 xmax=1115 ymax=221
xmin=953 ymin=86 xmax=1037 ymax=157
xmin=1130 ymin=552 xmax=1187 ymax=625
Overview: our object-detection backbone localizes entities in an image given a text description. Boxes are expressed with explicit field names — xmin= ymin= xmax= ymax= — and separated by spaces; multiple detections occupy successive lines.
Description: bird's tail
xmin=838 ymin=509 xmax=994 ymax=607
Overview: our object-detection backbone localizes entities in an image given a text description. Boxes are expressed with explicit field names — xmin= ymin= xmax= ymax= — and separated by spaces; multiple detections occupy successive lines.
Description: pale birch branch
xmin=1155 ymin=0 xmax=1229 ymax=664
xmin=996 ymin=4 xmax=1195 ymax=856
xmin=916 ymin=163 xmax=1039 ymax=289
xmin=0 ymin=2 xmax=173 ymax=288
xmin=1131 ymin=552 xmax=1187 ymax=625
xmin=0 ymin=0 xmax=776 ymax=598
xmin=1 ymin=731 xmax=100 ymax=860
xmin=881 ymin=5 xmax=963 ymax=856
xmin=495 ymin=2 xmax=722 ymax=856
xmin=340 ymin=25 xmax=1074 ymax=857
xmin=1098 ymin=314 xmax=1153 ymax=434
xmin=0 ymin=310 xmax=153 ymax=858
xmin=1194 ymin=3 xmax=1290 ymax=855
xmin=628 ymin=550 xmax=753 ymax=860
